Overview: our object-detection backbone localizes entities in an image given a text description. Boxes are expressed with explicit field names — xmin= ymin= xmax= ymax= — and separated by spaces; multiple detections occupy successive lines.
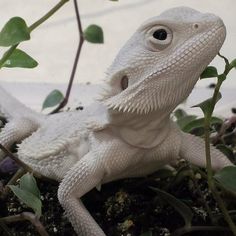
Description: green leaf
xmin=2 ymin=49 xmax=38 ymax=68
xmin=42 ymin=89 xmax=64 ymax=110
xmin=20 ymin=173 xmax=40 ymax=198
xmin=182 ymin=117 xmax=223 ymax=133
xmin=84 ymin=25 xmax=104 ymax=44
xmin=0 ymin=17 xmax=30 ymax=47
xmin=8 ymin=185 xmax=42 ymax=216
xmin=150 ymin=187 xmax=193 ymax=228
xmin=214 ymin=166 xmax=236 ymax=192
xmin=200 ymin=66 xmax=218 ymax=79
xmin=192 ymin=93 xmax=222 ymax=116
xmin=230 ymin=59 xmax=236 ymax=68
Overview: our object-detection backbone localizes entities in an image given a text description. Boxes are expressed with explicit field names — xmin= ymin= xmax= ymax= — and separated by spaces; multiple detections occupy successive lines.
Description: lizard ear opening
xmin=121 ymin=75 xmax=129 ymax=90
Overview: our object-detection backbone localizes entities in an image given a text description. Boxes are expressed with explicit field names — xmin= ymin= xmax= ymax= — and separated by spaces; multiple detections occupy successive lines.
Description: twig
xmin=50 ymin=0 xmax=84 ymax=114
xmin=0 ymin=212 xmax=49 ymax=236
xmin=28 ymin=0 xmax=70 ymax=32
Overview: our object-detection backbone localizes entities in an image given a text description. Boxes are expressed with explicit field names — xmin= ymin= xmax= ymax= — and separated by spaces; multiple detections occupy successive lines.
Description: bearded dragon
xmin=0 ymin=7 xmax=232 ymax=236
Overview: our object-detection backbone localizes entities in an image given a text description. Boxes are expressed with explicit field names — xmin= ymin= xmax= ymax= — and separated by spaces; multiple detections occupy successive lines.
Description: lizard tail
xmin=0 ymin=85 xmax=44 ymax=122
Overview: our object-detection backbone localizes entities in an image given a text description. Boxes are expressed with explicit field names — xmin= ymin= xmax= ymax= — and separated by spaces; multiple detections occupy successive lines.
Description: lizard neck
xmin=108 ymin=109 xmax=172 ymax=148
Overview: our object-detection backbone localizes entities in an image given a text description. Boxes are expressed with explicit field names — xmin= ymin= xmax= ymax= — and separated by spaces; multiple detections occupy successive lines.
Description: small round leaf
xmin=3 ymin=49 xmax=38 ymax=68
xmin=42 ymin=90 xmax=64 ymax=110
xmin=200 ymin=66 xmax=218 ymax=79
xmin=0 ymin=17 xmax=30 ymax=47
xmin=84 ymin=25 xmax=104 ymax=44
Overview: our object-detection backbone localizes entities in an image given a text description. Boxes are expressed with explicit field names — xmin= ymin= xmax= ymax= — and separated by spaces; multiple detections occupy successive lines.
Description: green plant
xmin=197 ymin=54 xmax=236 ymax=235
xmin=174 ymin=54 xmax=236 ymax=235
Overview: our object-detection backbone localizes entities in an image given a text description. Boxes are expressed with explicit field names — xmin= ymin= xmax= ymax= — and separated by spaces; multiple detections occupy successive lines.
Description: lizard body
xmin=0 ymin=7 xmax=232 ymax=235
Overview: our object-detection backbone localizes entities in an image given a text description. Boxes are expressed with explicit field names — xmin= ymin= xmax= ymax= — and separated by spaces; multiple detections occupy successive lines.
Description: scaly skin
xmin=0 ymin=7 xmax=232 ymax=235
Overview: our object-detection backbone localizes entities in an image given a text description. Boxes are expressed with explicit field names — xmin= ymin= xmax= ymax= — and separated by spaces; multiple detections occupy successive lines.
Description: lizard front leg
xmin=58 ymin=152 xmax=106 ymax=236
xmin=57 ymin=137 xmax=140 ymax=236
xmin=180 ymin=132 xmax=232 ymax=170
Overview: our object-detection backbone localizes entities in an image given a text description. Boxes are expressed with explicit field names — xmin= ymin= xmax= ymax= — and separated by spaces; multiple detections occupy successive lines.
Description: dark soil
xmin=0 ymin=165 xmax=235 ymax=236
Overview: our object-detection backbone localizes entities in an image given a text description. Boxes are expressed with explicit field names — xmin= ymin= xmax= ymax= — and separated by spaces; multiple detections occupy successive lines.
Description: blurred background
xmin=0 ymin=0 xmax=235 ymax=115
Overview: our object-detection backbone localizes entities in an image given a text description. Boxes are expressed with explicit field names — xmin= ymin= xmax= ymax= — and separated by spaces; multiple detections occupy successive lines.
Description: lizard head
xmin=101 ymin=7 xmax=226 ymax=114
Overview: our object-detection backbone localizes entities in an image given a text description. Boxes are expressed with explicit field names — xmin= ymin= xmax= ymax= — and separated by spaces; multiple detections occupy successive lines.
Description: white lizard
xmin=0 ymin=7 xmax=232 ymax=236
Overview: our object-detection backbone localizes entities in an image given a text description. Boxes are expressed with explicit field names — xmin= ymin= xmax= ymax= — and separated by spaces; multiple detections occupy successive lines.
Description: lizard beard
xmin=102 ymin=70 xmax=200 ymax=115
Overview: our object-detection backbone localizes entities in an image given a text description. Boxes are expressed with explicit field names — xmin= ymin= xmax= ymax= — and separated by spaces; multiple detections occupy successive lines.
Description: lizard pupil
xmin=153 ymin=29 xmax=167 ymax=40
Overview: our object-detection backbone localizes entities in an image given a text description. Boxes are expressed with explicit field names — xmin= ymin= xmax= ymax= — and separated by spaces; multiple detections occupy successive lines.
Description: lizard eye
xmin=153 ymin=29 xmax=167 ymax=40
xmin=147 ymin=26 xmax=172 ymax=50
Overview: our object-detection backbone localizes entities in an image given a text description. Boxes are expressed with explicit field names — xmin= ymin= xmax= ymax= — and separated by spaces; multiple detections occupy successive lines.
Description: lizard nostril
xmin=121 ymin=75 xmax=129 ymax=90
xmin=193 ymin=23 xmax=199 ymax=29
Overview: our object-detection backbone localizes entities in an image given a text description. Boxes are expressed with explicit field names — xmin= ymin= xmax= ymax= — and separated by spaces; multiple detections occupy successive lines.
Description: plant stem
xmin=203 ymin=55 xmax=236 ymax=235
xmin=204 ymin=79 xmax=223 ymax=182
xmin=50 ymin=0 xmax=84 ymax=113
xmin=0 ymin=0 xmax=70 ymax=68
xmin=29 ymin=0 xmax=70 ymax=32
